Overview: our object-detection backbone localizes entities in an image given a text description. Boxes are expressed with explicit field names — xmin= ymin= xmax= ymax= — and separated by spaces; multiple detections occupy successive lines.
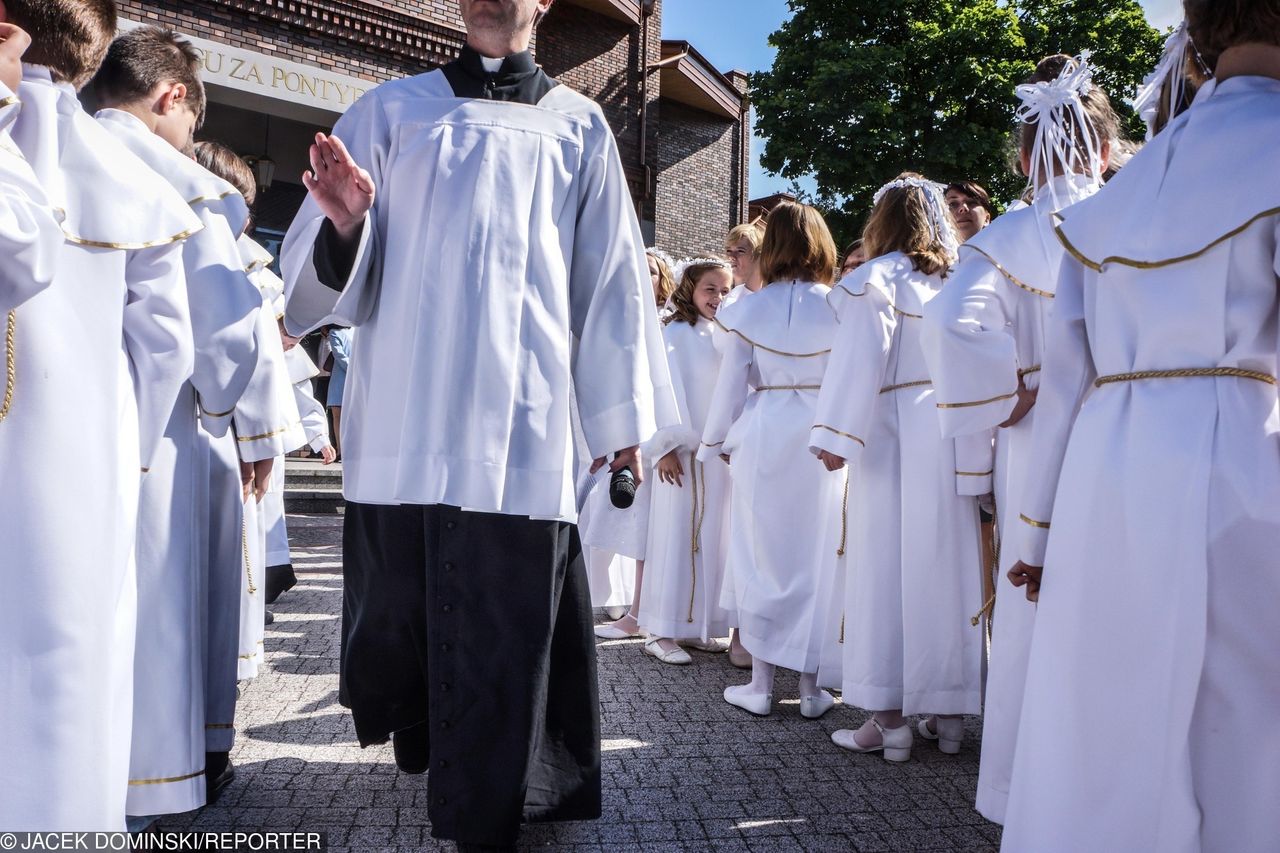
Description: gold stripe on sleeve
xmin=957 ymin=470 xmax=994 ymax=477
xmin=1020 ymin=513 xmax=1051 ymax=529
xmin=813 ymin=424 xmax=866 ymax=447
xmin=936 ymin=390 xmax=1017 ymax=410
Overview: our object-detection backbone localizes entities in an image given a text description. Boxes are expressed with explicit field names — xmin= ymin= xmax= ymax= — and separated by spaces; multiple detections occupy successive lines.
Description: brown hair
xmin=665 ymin=262 xmax=731 ymax=327
xmin=6 ymin=0 xmax=116 ymax=90
xmin=758 ymin=202 xmax=838 ymax=286
xmin=724 ymin=221 xmax=766 ymax=258
xmin=1018 ymin=55 xmax=1122 ymax=176
xmin=92 ymin=27 xmax=207 ymax=128
xmin=944 ymin=181 xmax=996 ymax=218
xmin=193 ymin=141 xmax=256 ymax=206
xmin=1185 ymin=0 xmax=1280 ymax=71
xmin=646 ymin=249 xmax=675 ymax=308
xmin=861 ymin=172 xmax=952 ymax=278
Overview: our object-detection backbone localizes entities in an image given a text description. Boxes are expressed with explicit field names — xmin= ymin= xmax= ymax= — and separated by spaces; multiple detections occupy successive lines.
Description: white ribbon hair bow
xmin=1014 ymin=52 xmax=1103 ymax=206
xmin=1133 ymin=22 xmax=1207 ymax=141
xmin=872 ymin=176 xmax=960 ymax=263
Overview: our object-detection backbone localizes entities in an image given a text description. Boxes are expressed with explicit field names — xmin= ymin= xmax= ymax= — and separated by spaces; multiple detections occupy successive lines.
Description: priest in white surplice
xmin=281 ymin=0 xmax=672 ymax=847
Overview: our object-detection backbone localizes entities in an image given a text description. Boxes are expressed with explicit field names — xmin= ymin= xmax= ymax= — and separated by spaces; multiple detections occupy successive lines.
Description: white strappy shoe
xmin=642 ymin=636 xmax=692 ymax=665
xmin=832 ymin=718 xmax=913 ymax=762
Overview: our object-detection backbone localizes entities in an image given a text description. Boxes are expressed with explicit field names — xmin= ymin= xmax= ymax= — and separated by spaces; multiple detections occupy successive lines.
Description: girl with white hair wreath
xmin=920 ymin=53 xmax=1123 ymax=822
xmin=810 ymin=171 xmax=988 ymax=763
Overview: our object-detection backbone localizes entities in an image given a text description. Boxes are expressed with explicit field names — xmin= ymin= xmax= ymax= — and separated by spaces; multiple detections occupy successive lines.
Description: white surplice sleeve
xmin=569 ymin=117 xmax=674 ymax=459
xmin=696 ymin=325 xmax=751 ymax=463
xmin=234 ymin=294 xmax=306 ymax=462
xmin=280 ymin=92 xmax=388 ymax=336
xmin=642 ymin=324 xmax=699 ymax=464
xmin=124 ymin=241 xmax=196 ymax=470
xmin=1017 ymin=257 xmax=1097 ymax=566
xmin=921 ymin=252 xmax=1020 ymax=437
xmin=809 ymin=280 xmax=896 ymax=465
xmin=0 ymin=117 xmax=61 ymax=314
xmin=186 ymin=205 xmax=264 ymax=436
xmin=293 ymin=378 xmax=330 ymax=453
xmin=954 ymin=431 xmax=995 ymax=496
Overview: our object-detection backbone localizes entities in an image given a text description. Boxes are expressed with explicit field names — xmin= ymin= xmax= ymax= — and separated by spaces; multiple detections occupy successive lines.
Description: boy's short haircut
xmin=92 ymin=26 xmax=207 ymax=128
xmin=6 ymin=0 xmax=117 ymax=90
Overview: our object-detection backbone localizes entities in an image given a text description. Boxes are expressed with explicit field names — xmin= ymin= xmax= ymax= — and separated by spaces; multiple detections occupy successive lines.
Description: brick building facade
xmin=116 ymin=0 xmax=750 ymax=258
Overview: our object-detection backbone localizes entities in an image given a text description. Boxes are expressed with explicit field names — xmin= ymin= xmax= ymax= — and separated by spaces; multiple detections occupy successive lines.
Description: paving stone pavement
xmin=168 ymin=514 xmax=1001 ymax=852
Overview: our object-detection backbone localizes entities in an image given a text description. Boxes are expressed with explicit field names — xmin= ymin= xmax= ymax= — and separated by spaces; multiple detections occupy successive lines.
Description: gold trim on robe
xmin=936 ymin=390 xmax=1017 ymax=410
xmin=813 ymin=424 xmax=865 ymax=447
xmin=129 ymin=768 xmax=205 ymax=786
xmin=966 ymin=245 xmax=1055 ymax=299
xmin=1055 ymin=207 xmax=1280 ymax=272
xmin=713 ymin=318 xmax=831 ymax=358
xmin=237 ymin=421 xmax=304 ymax=443
xmin=1020 ymin=513 xmax=1051 ymax=529
xmin=0 ymin=310 xmax=14 ymax=423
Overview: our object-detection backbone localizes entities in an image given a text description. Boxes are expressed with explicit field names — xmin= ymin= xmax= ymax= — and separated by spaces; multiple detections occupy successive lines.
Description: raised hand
xmin=0 ymin=23 xmax=33 ymax=94
xmin=301 ymin=133 xmax=375 ymax=239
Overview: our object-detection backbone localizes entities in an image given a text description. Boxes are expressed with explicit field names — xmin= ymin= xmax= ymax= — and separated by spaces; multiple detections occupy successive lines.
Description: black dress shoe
xmin=205 ymin=752 xmax=235 ymax=804
xmin=265 ymin=564 xmax=297 ymax=604
xmin=391 ymin=721 xmax=430 ymax=774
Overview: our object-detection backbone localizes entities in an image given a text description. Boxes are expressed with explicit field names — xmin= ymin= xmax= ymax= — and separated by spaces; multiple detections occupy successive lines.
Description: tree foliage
xmin=751 ymin=0 xmax=1164 ymax=243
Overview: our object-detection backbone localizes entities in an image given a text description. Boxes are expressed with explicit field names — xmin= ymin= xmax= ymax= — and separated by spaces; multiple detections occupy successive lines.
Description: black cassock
xmin=341 ymin=502 xmax=600 ymax=845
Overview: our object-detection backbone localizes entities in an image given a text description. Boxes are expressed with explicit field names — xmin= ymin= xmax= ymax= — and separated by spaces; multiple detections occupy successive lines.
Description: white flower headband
xmin=646 ymin=247 xmax=677 ymax=273
xmin=1015 ymin=52 xmax=1103 ymax=205
xmin=672 ymin=256 xmax=731 ymax=283
xmin=1133 ymin=22 xmax=1211 ymax=141
xmin=872 ymin=176 xmax=959 ymax=262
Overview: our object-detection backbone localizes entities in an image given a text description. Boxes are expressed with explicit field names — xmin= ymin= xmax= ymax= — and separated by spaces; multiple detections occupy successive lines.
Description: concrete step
xmin=284 ymin=458 xmax=343 ymax=513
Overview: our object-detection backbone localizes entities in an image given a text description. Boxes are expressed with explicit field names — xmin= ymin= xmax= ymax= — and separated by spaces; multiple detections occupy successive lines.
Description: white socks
xmin=726 ymin=659 xmax=776 ymax=697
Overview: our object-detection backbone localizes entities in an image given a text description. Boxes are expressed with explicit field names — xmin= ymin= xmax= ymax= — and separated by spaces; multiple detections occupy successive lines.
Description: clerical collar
xmin=443 ymin=44 xmax=557 ymax=106
xmin=457 ymin=44 xmax=539 ymax=83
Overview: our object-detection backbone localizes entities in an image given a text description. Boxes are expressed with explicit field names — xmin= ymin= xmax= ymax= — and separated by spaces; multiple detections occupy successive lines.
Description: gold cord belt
xmin=753 ymin=384 xmax=821 ymax=392
xmin=0 ymin=311 xmax=14 ymax=423
xmin=687 ymin=451 xmax=707 ymax=623
xmin=880 ymin=379 xmax=932 ymax=394
xmin=1095 ymin=367 xmax=1276 ymax=389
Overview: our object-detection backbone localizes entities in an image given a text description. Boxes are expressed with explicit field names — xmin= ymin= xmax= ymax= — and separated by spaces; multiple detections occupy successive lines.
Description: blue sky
xmin=661 ymin=0 xmax=1185 ymax=198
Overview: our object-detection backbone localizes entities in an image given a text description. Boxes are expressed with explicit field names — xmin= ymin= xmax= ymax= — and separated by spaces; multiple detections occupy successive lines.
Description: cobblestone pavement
xmin=169 ymin=514 xmax=1001 ymax=852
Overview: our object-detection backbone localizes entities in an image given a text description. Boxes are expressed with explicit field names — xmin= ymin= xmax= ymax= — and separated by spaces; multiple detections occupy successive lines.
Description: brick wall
xmin=536 ymin=0 xmax=661 ymax=222
xmin=653 ymin=100 xmax=742 ymax=257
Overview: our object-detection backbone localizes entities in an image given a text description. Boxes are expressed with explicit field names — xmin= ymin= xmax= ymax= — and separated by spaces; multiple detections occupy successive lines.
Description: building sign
xmin=119 ymin=18 xmax=370 ymax=116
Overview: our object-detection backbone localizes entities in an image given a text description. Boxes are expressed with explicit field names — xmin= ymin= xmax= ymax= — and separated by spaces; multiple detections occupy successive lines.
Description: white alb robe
xmin=1002 ymin=76 xmax=1280 ymax=853
xmin=0 ymin=85 xmax=60 ymax=313
xmin=235 ymin=241 xmax=307 ymax=679
xmin=697 ymin=281 xmax=843 ymax=672
xmin=639 ymin=317 xmax=732 ymax=641
xmin=0 ymin=67 xmax=197 ymax=831
xmin=810 ymin=254 xmax=985 ymax=716
xmin=281 ymin=70 xmax=673 ymax=520
xmin=921 ymin=172 xmax=1098 ymax=823
xmin=94 ymin=108 xmax=267 ymax=816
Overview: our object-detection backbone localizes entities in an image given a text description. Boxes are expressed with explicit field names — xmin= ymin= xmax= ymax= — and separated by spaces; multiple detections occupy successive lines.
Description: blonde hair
xmin=646 ymin=250 xmax=676 ymax=308
xmin=862 ymin=172 xmax=952 ymax=278
xmin=757 ymin=202 xmax=838 ymax=286
xmin=724 ymin=221 xmax=766 ymax=258
xmin=665 ymin=262 xmax=730 ymax=327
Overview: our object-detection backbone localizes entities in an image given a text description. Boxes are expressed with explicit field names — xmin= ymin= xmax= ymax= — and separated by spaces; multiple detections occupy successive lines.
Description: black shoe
xmin=265 ymin=564 xmax=297 ymax=605
xmin=264 ymin=609 xmax=275 ymax=625
xmin=455 ymin=844 xmax=516 ymax=853
xmin=391 ymin=722 xmax=430 ymax=774
xmin=205 ymin=752 xmax=235 ymax=804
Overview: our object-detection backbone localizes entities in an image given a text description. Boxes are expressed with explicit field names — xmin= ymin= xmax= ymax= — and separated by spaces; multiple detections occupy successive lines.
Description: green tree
xmin=752 ymin=0 xmax=1163 ymax=244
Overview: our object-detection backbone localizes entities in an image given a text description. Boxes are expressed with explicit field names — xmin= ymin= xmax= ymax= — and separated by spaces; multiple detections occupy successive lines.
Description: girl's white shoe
xmin=917 ymin=717 xmax=964 ymax=754
xmin=832 ymin=718 xmax=913 ymax=762
xmin=723 ymin=685 xmax=772 ymax=716
xmin=799 ymin=690 xmax=836 ymax=719
xmin=642 ymin=636 xmax=692 ymax=665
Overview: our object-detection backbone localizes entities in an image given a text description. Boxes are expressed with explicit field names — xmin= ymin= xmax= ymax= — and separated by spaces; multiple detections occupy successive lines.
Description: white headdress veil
xmin=1014 ymin=53 xmax=1103 ymax=207
xmin=872 ymin=176 xmax=960 ymax=262
xmin=1133 ymin=21 xmax=1211 ymax=141
xmin=671 ymin=256 xmax=731 ymax=283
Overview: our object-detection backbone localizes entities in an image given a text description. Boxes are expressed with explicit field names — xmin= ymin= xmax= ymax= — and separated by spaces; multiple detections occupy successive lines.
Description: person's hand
xmin=1008 ymin=561 xmax=1043 ymax=602
xmin=302 ymin=133 xmax=375 ymax=240
xmin=1000 ymin=376 xmax=1039 ymax=428
xmin=817 ymin=449 xmax=846 ymax=471
xmin=0 ymin=24 xmax=32 ymax=94
xmin=610 ymin=445 xmax=643 ymax=485
xmin=319 ymin=444 xmax=337 ymax=465
xmin=657 ymin=450 xmax=684 ymax=487
xmin=239 ymin=460 xmax=255 ymax=502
